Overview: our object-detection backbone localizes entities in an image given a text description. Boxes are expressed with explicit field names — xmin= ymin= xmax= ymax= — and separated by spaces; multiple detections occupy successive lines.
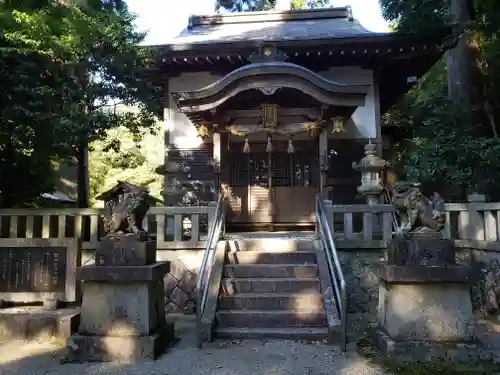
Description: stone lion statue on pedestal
xmin=96 ymin=181 xmax=156 ymax=240
xmin=391 ymin=181 xmax=446 ymax=237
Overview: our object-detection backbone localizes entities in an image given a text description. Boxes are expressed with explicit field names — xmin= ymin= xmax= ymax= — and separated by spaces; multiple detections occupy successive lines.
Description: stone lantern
xmin=352 ymin=139 xmax=389 ymax=205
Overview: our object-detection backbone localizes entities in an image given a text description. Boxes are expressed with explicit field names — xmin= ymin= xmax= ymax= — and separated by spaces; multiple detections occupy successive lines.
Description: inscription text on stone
xmin=0 ymin=247 xmax=66 ymax=293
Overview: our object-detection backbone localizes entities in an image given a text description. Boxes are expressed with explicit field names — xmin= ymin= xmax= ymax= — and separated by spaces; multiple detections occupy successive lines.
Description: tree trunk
xmin=76 ymin=137 xmax=90 ymax=208
xmin=445 ymin=0 xmax=484 ymax=135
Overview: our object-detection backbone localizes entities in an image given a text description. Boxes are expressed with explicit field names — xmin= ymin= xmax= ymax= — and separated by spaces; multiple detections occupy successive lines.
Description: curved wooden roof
xmin=171 ymin=61 xmax=370 ymax=113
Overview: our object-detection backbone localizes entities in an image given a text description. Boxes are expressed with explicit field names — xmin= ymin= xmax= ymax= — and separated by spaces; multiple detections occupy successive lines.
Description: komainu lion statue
xmin=391 ymin=181 xmax=446 ymax=236
xmin=96 ymin=181 xmax=152 ymax=239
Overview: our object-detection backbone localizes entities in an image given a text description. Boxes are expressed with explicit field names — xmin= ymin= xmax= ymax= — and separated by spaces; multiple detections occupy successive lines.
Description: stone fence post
xmin=459 ymin=193 xmax=486 ymax=241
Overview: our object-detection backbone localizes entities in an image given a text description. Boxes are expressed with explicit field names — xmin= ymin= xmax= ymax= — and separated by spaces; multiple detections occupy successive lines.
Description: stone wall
xmin=338 ymin=244 xmax=500 ymax=319
xmin=456 ymin=245 xmax=500 ymax=312
xmin=338 ymin=249 xmax=384 ymax=315
xmin=157 ymin=250 xmax=203 ymax=314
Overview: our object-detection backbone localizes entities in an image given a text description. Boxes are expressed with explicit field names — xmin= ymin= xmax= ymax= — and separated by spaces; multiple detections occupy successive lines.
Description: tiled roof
xmin=169 ymin=7 xmax=385 ymax=46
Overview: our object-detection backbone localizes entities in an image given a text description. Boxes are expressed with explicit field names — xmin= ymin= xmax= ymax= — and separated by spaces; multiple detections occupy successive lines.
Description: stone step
xmin=215 ymin=326 xmax=329 ymax=340
xmin=220 ymin=278 xmax=321 ymax=294
xmin=225 ymin=251 xmax=317 ymax=265
xmin=218 ymin=293 xmax=325 ymax=311
xmin=216 ymin=310 xmax=327 ymax=328
xmin=226 ymin=238 xmax=315 ymax=252
xmin=0 ymin=307 xmax=80 ymax=340
xmin=222 ymin=264 xmax=318 ymax=278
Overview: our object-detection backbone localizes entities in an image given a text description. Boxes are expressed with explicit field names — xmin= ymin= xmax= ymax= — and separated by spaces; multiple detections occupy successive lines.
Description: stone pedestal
xmin=375 ymin=236 xmax=492 ymax=362
xmin=66 ymin=235 xmax=174 ymax=362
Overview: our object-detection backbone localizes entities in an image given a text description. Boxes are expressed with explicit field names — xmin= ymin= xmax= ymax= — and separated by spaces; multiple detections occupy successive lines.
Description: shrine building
xmin=148 ymin=6 xmax=452 ymax=231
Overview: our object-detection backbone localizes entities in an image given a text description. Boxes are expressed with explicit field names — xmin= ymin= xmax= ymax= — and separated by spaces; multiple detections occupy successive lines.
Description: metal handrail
xmin=315 ymin=195 xmax=347 ymax=351
xmin=196 ymin=193 xmax=225 ymax=348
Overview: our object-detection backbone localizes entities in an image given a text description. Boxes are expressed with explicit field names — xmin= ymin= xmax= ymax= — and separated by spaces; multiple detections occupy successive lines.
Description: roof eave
xmin=150 ymin=24 xmax=454 ymax=56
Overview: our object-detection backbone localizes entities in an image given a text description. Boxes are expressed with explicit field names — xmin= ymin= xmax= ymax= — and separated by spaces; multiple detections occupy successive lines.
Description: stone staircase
xmin=214 ymin=237 xmax=337 ymax=341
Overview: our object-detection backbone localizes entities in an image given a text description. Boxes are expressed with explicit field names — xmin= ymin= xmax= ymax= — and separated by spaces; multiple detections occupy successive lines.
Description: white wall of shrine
xmin=165 ymin=66 xmax=381 ymax=151
xmin=166 ymin=72 xmax=221 ymax=150
xmin=319 ymin=67 xmax=379 ymax=140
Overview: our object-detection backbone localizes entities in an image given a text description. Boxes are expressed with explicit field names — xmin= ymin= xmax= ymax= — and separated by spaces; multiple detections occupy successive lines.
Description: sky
xmin=125 ymin=0 xmax=391 ymax=45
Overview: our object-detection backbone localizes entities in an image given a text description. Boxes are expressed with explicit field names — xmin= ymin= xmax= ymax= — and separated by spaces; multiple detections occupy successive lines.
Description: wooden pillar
xmin=163 ymin=77 xmax=175 ymax=205
xmin=318 ymin=129 xmax=328 ymax=199
xmin=374 ymin=73 xmax=383 ymax=156
xmin=219 ymin=132 xmax=230 ymax=186
xmin=213 ymin=132 xmax=221 ymax=198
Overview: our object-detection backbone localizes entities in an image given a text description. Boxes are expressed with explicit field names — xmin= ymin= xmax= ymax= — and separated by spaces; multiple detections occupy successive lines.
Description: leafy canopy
xmin=379 ymin=0 xmax=500 ymax=199
xmin=215 ymin=0 xmax=329 ymax=12
xmin=0 ymin=0 xmax=160 ymax=207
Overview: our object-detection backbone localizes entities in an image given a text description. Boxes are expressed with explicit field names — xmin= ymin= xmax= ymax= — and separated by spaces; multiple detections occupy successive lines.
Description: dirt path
xmin=0 ymin=323 xmax=389 ymax=375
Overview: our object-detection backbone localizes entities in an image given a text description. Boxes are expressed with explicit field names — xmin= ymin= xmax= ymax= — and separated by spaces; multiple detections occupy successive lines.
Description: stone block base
xmin=374 ymin=329 xmax=496 ymax=363
xmin=96 ymin=236 xmax=155 ymax=266
xmin=0 ymin=307 xmax=79 ymax=340
xmin=65 ymin=322 xmax=175 ymax=362
xmin=79 ymin=280 xmax=165 ymax=336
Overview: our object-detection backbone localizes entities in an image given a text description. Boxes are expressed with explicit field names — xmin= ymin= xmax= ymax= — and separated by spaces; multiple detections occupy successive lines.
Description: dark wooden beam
xmin=223 ymin=107 xmax=321 ymax=119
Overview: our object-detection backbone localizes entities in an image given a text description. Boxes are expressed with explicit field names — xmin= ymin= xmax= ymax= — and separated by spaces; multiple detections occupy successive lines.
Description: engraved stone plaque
xmin=0 ymin=239 xmax=81 ymax=304
xmin=0 ymin=247 xmax=66 ymax=293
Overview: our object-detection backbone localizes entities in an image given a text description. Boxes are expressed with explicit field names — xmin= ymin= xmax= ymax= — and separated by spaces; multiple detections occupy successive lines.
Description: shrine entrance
xmin=225 ymin=139 xmax=318 ymax=230
xmin=170 ymin=51 xmax=370 ymax=231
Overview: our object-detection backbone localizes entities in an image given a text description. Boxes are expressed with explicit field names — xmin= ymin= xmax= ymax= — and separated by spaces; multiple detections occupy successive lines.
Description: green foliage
xmin=0 ymin=0 xmax=160 ymax=207
xmin=216 ymin=0 xmax=276 ymax=12
xmin=380 ymin=0 xmax=500 ymax=199
xmin=290 ymin=0 xmax=329 ymax=9
xmin=88 ymin=117 xmax=164 ymax=205
xmin=216 ymin=0 xmax=329 ymax=12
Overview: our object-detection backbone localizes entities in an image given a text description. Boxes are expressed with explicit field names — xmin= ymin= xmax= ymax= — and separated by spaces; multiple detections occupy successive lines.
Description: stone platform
xmin=66 ymin=235 xmax=174 ymax=362
xmin=66 ymin=323 xmax=174 ymax=362
xmin=374 ymin=329 xmax=495 ymax=363
xmin=0 ymin=307 xmax=79 ymax=340
xmin=374 ymin=236 xmax=497 ymax=362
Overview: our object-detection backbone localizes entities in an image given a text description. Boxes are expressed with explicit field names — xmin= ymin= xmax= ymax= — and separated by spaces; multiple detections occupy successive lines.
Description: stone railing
xmin=1 ymin=194 xmax=500 ymax=250
xmin=0 ymin=204 xmax=215 ymax=250
xmin=324 ymin=202 xmax=394 ymax=248
xmin=326 ymin=194 xmax=500 ymax=248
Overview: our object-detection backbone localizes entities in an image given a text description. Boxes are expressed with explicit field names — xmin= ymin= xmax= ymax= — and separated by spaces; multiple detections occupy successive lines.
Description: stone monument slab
xmin=0 ymin=238 xmax=81 ymax=307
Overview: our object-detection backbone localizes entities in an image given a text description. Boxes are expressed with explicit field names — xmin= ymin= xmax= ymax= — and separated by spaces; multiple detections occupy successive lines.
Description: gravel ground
xmin=0 ymin=318 xmax=389 ymax=375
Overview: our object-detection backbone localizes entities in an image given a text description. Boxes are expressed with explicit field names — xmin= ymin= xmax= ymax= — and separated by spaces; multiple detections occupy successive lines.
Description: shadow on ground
xmin=0 ymin=314 xmax=387 ymax=375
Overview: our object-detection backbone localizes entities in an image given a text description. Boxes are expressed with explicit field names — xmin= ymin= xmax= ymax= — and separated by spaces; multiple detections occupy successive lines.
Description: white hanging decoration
xmin=266 ymin=137 xmax=272 ymax=153
xmin=243 ymin=138 xmax=250 ymax=153
xmin=287 ymin=139 xmax=294 ymax=154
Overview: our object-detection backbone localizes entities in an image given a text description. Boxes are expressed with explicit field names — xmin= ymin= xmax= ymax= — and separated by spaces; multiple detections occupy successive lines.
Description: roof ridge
xmin=188 ymin=6 xmax=353 ymax=30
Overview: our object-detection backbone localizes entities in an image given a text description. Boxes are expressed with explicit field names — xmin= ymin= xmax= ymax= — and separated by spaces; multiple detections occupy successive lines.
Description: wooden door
xmin=225 ymin=151 xmax=271 ymax=224
xmin=225 ymin=141 xmax=317 ymax=226
xmin=271 ymin=147 xmax=317 ymax=224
